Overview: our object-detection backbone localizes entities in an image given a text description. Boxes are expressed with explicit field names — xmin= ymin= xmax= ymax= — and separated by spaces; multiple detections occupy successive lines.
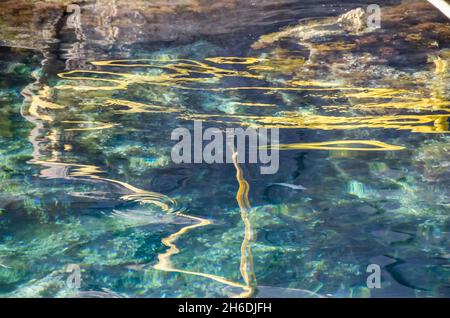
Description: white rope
xmin=428 ymin=0 xmax=450 ymax=19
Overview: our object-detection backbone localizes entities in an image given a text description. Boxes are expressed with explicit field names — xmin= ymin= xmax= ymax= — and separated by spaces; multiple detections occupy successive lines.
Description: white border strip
xmin=428 ymin=0 xmax=450 ymax=19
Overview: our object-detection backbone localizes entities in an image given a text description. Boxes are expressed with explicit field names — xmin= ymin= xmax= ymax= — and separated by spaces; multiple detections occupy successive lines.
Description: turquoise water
xmin=0 ymin=0 xmax=449 ymax=298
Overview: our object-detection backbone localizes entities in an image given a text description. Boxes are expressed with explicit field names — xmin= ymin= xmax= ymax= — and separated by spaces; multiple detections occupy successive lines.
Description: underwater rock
xmin=412 ymin=138 xmax=450 ymax=182
xmin=356 ymin=205 xmax=378 ymax=215
xmin=371 ymin=229 xmax=413 ymax=245
xmin=371 ymin=168 xmax=405 ymax=181
xmin=111 ymin=208 xmax=194 ymax=227
xmin=1 ymin=0 xmax=449 ymax=299
xmin=0 ymin=195 xmax=23 ymax=210
xmin=252 ymin=0 xmax=450 ymax=87
xmin=336 ymin=8 xmax=371 ymax=34
xmin=0 ymin=0 xmax=70 ymax=50
xmin=68 ymin=191 xmax=123 ymax=209
xmin=6 ymin=268 xmax=67 ymax=298
xmin=0 ymin=0 xmax=371 ymax=53
xmin=367 ymin=255 xmax=417 ymax=297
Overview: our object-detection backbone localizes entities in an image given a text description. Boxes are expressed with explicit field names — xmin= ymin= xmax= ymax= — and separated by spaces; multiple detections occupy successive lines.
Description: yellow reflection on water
xmin=232 ymin=151 xmax=257 ymax=298
xmin=21 ymin=54 xmax=450 ymax=297
xmin=60 ymin=120 xmax=116 ymax=131
xmin=57 ymin=58 xmax=264 ymax=92
xmin=54 ymin=57 xmax=450 ymax=135
xmin=30 ymin=160 xmax=176 ymax=212
xmin=270 ymin=140 xmax=405 ymax=151
xmin=24 ymin=83 xmax=257 ymax=298
xmin=104 ymin=99 xmax=180 ymax=114
xmin=182 ymin=112 xmax=449 ymax=133
xmin=152 ymin=151 xmax=258 ymax=299
xmin=204 ymin=57 xmax=265 ymax=65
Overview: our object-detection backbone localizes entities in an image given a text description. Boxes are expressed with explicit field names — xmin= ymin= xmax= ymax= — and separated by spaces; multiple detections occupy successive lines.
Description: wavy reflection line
xmin=24 ymin=86 xmax=250 ymax=296
xmin=152 ymin=206 xmax=255 ymax=297
xmin=54 ymin=58 xmax=450 ymax=131
xmin=56 ymin=57 xmax=264 ymax=91
xmin=54 ymin=58 xmax=450 ymax=124
xmin=181 ymin=113 xmax=450 ymax=133
xmin=56 ymin=58 xmax=380 ymax=93
xmin=57 ymin=70 xmax=129 ymax=91
xmin=323 ymin=97 xmax=450 ymax=114
xmin=204 ymin=57 xmax=266 ymax=65
xmin=251 ymin=113 xmax=450 ymax=133
xmin=232 ymin=152 xmax=257 ymax=298
xmin=91 ymin=58 xmax=262 ymax=80
xmin=54 ymin=61 xmax=450 ymax=134
xmin=151 ymin=214 xmax=259 ymax=293
xmin=24 ymin=87 xmax=176 ymax=211
xmin=30 ymin=160 xmax=244 ymax=295
xmin=31 ymin=160 xmax=175 ymax=212
xmin=104 ymin=99 xmax=180 ymax=114
xmin=28 ymin=89 xmax=65 ymax=122
xmin=269 ymin=140 xmax=406 ymax=151
xmin=26 ymin=87 xmax=117 ymax=133
xmin=152 ymin=152 xmax=258 ymax=298
xmin=56 ymin=68 xmax=412 ymax=93
xmin=232 ymin=102 xmax=277 ymax=107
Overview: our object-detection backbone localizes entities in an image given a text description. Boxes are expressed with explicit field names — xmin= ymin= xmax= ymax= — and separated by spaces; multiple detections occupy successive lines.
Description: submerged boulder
xmin=252 ymin=0 xmax=450 ymax=85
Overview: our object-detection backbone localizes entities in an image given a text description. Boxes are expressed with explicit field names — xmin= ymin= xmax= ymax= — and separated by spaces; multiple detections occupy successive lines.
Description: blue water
xmin=0 ymin=0 xmax=448 ymax=298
